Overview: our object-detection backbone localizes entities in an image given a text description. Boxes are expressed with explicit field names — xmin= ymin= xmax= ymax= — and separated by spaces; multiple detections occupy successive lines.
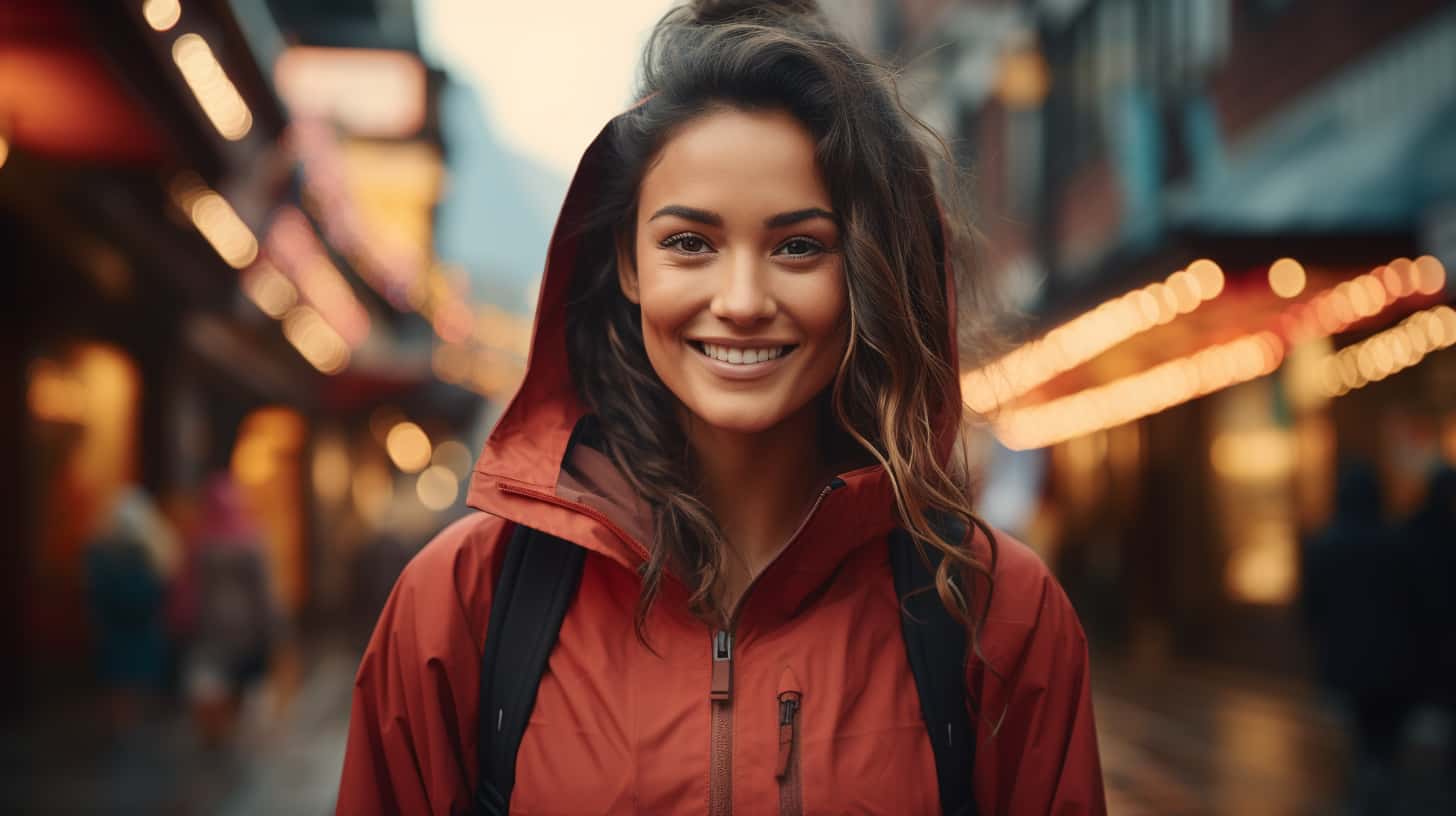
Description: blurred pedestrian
xmin=173 ymin=474 xmax=284 ymax=748
xmin=1402 ymin=467 xmax=1456 ymax=764
xmin=1301 ymin=460 xmax=1419 ymax=813
xmin=83 ymin=484 xmax=182 ymax=729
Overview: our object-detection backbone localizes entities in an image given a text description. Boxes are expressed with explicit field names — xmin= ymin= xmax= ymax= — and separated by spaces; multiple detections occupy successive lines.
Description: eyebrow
xmin=647 ymin=205 xmax=837 ymax=229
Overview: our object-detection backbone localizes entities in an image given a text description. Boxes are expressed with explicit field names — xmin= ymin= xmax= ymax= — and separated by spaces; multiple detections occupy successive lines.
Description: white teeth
xmin=698 ymin=343 xmax=787 ymax=364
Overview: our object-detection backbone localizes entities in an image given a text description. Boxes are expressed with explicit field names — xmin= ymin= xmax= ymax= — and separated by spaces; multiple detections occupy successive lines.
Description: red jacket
xmin=337 ymin=117 xmax=1106 ymax=815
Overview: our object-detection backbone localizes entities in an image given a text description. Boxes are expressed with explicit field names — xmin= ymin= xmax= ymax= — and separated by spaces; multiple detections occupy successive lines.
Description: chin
xmin=681 ymin=397 xmax=794 ymax=436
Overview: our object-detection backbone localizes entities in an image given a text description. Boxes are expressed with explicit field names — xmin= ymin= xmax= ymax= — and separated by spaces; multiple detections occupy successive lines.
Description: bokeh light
xmin=385 ymin=421 xmax=431 ymax=473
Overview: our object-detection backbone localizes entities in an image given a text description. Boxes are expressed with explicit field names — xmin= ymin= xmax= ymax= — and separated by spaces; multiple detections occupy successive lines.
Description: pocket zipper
xmin=776 ymin=667 xmax=803 ymax=816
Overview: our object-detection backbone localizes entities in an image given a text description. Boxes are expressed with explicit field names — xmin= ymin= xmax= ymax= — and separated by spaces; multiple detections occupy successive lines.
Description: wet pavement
xmin=1 ymin=638 xmax=357 ymax=816
xmin=1097 ymin=659 xmax=1455 ymax=815
xmin=3 ymin=642 xmax=1452 ymax=814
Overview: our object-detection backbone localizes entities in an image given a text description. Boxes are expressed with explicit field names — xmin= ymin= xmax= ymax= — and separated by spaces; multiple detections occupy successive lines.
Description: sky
xmin=418 ymin=0 xmax=677 ymax=179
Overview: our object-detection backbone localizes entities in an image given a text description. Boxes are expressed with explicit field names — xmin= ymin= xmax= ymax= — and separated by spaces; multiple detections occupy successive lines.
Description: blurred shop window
xmin=26 ymin=343 xmax=142 ymax=649
xmin=28 ymin=345 xmax=142 ymax=564
xmin=230 ymin=407 xmax=307 ymax=614
xmin=1209 ymin=381 xmax=1303 ymax=605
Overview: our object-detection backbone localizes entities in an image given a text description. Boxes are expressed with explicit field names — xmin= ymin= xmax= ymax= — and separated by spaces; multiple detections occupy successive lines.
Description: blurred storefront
xmin=836 ymin=0 xmax=1456 ymax=673
xmin=0 ymin=0 xmax=511 ymax=710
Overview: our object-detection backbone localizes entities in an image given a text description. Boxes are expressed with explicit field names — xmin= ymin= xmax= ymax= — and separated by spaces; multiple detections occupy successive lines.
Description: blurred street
xmin=3 ymin=0 xmax=1455 ymax=812
xmin=1 ymin=635 xmax=360 ymax=816
xmin=1095 ymin=660 xmax=1454 ymax=815
xmin=5 ymin=638 xmax=1454 ymax=815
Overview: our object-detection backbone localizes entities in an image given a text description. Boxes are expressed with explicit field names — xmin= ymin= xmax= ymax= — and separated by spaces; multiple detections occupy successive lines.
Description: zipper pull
xmin=775 ymin=666 xmax=802 ymax=779
xmin=710 ymin=630 xmax=733 ymax=702
xmin=775 ymin=691 xmax=800 ymax=778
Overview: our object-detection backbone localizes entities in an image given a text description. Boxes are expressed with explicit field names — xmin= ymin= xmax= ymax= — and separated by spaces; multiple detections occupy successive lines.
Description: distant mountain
xmin=434 ymin=75 xmax=566 ymax=314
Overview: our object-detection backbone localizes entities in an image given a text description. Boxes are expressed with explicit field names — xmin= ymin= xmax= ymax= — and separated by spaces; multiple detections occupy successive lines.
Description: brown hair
xmin=566 ymin=0 xmax=998 ymax=643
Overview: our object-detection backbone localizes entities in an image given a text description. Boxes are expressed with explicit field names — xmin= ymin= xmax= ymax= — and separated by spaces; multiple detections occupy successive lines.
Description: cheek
xmin=793 ymin=266 xmax=850 ymax=351
xmin=635 ymin=271 xmax=700 ymax=342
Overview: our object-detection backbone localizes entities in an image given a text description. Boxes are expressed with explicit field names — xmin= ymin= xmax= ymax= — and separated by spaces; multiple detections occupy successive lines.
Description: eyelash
xmin=658 ymin=233 xmax=827 ymax=257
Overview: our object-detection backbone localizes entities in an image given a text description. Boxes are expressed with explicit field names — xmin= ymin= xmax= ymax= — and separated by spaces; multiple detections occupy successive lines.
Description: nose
xmin=709 ymin=252 xmax=776 ymax=326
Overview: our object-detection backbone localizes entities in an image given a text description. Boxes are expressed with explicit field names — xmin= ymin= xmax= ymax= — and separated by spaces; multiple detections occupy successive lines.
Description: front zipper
xmin=709 ymin=630 xmax=734 ymax=816
xmin=708 ymin=482 xmax=836 ymax=816
xmin=775 ymin=667 xmax=803 ymax=816
xmin=497 ymin=474 xmax=841 ymax=816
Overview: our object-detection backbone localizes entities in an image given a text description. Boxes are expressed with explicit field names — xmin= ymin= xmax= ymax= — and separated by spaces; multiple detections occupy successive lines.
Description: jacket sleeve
xmin=336 ymin=514 xmax=508 ymax=816
xmin=969 ymin=536 xmax=1107 ymax=815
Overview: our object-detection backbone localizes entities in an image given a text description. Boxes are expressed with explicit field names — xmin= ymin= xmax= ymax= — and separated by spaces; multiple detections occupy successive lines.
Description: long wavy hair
xmin=566 ymin=0 xmax=999 ymax=643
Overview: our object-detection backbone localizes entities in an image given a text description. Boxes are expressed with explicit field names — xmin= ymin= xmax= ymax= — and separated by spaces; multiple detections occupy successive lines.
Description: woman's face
xmin=620 ymin=107 xmax=848 ymax=436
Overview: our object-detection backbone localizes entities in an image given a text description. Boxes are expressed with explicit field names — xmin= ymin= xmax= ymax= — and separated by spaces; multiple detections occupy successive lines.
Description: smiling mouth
xmin=689 ymin=341 xmax=797 ymax=365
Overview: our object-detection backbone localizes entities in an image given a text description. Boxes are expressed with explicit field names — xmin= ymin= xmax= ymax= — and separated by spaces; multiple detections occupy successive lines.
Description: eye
xmin=660 ymin=232 xmax=714 ymax=254
xmin=774 ymin=237 xmax=825 ymax=258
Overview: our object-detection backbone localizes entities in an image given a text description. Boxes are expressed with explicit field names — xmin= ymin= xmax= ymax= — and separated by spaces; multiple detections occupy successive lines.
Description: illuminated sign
xmin=275 ymin=46 xmax=427 ymax=137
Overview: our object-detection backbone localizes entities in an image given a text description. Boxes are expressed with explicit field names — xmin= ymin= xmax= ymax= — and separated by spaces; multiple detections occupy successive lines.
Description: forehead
xmin=638 ymin=107 xmax=830 ymax=215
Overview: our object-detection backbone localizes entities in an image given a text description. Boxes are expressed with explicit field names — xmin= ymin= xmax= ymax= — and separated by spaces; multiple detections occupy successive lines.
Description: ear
xmin=616 ymin=232 xmax=641 ymax=304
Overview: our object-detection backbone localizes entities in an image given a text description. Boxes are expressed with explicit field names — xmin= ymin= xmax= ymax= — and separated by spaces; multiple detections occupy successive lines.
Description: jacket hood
xmin=466 ymin=110 xmax=962 ymax=591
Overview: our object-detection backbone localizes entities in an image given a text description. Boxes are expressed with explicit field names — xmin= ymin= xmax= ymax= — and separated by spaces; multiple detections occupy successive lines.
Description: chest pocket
xmin=755 ymin=583 xmax=944 ymax=816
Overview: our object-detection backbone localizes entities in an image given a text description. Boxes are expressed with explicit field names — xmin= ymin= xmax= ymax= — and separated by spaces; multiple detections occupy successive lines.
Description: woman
xmin=338 ymin=2 xmax=1104 ymax=813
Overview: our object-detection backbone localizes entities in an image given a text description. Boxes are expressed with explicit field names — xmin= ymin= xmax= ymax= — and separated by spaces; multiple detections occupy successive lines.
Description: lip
xmin=687 ymin=336 xmax=799 ymax=349
xmin=687 ymin=340 xmax=796 ymax=381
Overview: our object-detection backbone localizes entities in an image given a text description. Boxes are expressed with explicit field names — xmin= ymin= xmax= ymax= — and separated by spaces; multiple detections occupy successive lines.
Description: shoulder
xmin=398 ymin=511 xmax=513 ymax=601
xmin=973 ymin=527 xmax=1089 ymax=668
xmin=362 ymin=512 xmax=514 ymax=670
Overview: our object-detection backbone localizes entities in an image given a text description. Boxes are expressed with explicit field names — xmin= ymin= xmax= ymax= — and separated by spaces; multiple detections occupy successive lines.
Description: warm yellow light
xmin=241 ymin=261 xmax=297 ymax=318
xmin=281 ymin=305 xmax=350 ymax=374
xmin=962 ymin=261 xmax=1227 ymax=413
xmin=173 ymin=182 xmax=258 ymax=269
xmin=1188 ymin=259 xmax=1225 ymax=300
xmin=385 ymin=421 xmax=431 ymax=473
xmin=27 ymin=360 xmax=86 ymax=423
xmin=1226 ymin=525 xmax=1298 ymax=604
xmin=1320 ymin=305 xmax=1456 ymax=398
xmin=1414 ymin=255 xmax=1447 ymax=295
xmin=1167 ymin=270 xmax=1200 ymax=313
xmin=431 ymin=439 xmax=474 ymax=480
xmin=416 ymin=465 xmax=460 ymax=511
xmin=1268 ymin=258 xmax=1306 ymax=298
xmin=1211 ymin=429 xmax=1296 ymax=482
xmin=1131 ymin=290 xmax=1160 ymax=327
xmin=1336 ymin=353 xmax=1361 ymax=390
xmin=232 ymin=437 xmax=275 ymax=486
xmin=996 ymin=46 xmax=1050 ymax=109
xmin=0 ymin=133 xmax=10 ymax=171
xmin=1434 ymin=305 xmax=1456 ymax=343
xmin=172 ymin=33 xmax=253 ymax=140
xmin=1358 ymin=275 xmax=1389 ymax=311
xmin=996 ymin=332 xmax=1284 ymax=450
xmin=1147 ymin=282 xmax=1178 ymax=323
xmin=1387 ymin=258 xmax=1417 ymax=296
xmin=312 ymin=433 xmax=351 ymax=503
xmin=142 ymin=0 xmax=181 ymax=31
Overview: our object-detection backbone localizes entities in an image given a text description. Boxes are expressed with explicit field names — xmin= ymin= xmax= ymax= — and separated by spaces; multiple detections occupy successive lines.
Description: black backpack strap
xmin=891 ymin=516 xmax=979 ymax=816
xmin=474 ymin=524 xmax=586 ymax=815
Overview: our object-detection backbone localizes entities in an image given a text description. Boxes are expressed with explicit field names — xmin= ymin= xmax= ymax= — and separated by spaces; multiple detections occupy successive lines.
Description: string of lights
xmin=963 ymin=259 xmax=1225 ymax=414
xmin=986 ymin=255 xmax=1448 ymax=450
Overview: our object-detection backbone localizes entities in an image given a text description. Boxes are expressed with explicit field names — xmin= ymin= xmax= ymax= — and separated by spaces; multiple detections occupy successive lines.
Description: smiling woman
xmin=624 ymin=109 xmax=847 ymax=441
xmin=338 ymin=2 xmax=1106 ymax=814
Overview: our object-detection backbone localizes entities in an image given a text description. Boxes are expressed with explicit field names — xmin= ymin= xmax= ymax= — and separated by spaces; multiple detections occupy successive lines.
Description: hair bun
xmin=689 ymin=0 xmax=823 ymax=25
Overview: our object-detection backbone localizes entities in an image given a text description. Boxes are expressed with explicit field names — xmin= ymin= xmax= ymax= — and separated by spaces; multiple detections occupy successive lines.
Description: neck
xmin=684 ymin=399 xmax=833 ymax=595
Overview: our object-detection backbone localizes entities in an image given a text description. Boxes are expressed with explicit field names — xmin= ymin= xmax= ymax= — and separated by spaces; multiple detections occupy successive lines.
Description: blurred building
xmin=831 ymin=0 xmax=1456 ymax=671
xmin=0 ymin=0 xmax=526 ymax=709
